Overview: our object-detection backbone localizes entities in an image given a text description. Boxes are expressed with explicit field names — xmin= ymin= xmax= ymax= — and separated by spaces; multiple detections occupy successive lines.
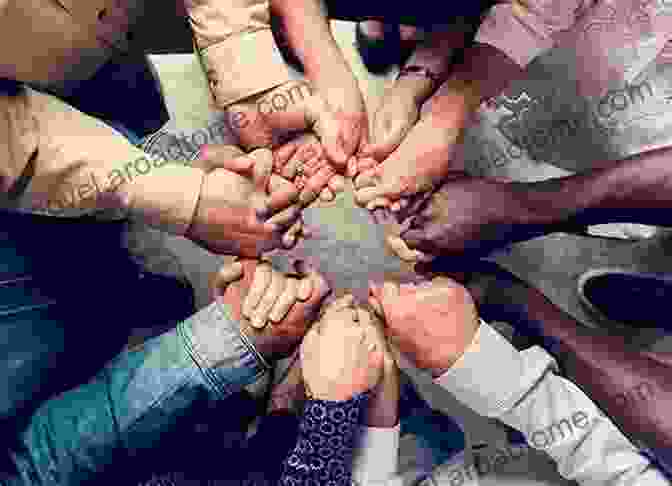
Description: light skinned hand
xmin=368 ymin=278 xmax=481 ymax=377
xmin=354 ymin=112 xmax=465 ymax=211
xmin=211 ymin=259 xmax=331 ymax=359
xmin=272 ymin=133 xmax=346 ymax=205
xmin=359 ymin=84 xmax=421 ymax=164
xmin=301 ymin=296 xmax=384 ymax=402
xmin=187 ymin=147 xmax=303 ymax=256
xmin=226 ymin=79 xmax=368 ymax=171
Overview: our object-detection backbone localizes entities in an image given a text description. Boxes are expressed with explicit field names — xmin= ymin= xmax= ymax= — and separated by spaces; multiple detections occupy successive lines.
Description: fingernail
xmin=251 ymin=316 xmax=266 ymax=329
xmin=298 ymin=278 xmax=312 ymax=301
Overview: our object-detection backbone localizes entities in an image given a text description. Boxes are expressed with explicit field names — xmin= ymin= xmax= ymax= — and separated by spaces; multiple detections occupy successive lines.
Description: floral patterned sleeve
xmin=278 ymin=394 xmax=369 ymax=486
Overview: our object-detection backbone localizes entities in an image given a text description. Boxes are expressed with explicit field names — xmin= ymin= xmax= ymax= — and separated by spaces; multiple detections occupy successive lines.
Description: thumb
xmin=367 ymin=119 xmax=410 ymax=162
xmin=249 ymin=148 xmax=274 ymax=194
xmin=210 ymin=260 xmax=244 ymax=300
xmin=196 ymin=145 xmax=250 ymax=173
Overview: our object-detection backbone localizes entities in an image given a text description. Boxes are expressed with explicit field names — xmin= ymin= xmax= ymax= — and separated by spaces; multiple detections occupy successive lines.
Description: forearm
xmin=436 ymin=322 xmax=669 ymax=485
xmin=428 ymin=43 xmax=524 ymax=119
xmin=279 ymin=395 xmax=366 ymax=484
xmin=517 ymin=146 xmax=672 ymax=229
xmin=0 ymin=88 xmax=204 ymax=236
xmin=5 ymin=301 xmax=269 ymax=485
xmin=271 ymin=0 xmax=349 ymax=80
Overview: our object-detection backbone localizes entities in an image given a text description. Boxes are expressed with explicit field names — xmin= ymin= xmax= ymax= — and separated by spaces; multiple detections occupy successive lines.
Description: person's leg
xmin=0 ymin=211 xmax=195 ymax=434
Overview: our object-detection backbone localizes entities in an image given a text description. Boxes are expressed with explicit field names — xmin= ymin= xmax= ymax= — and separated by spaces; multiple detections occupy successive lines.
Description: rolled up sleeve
xmin=475 ymin=0 xmax=595 ymax=68
xmin=0 ymin=87 xmax=204 ymax=236
xmin=185 ymin=0 xmax=293 ymax=108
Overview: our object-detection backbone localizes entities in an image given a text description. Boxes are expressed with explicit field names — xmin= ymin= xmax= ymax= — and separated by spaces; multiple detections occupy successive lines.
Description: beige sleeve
xmin=184 ymin=0 xmax=294 ymax=108
xmin=0 ymin=87 xmax=204 ymax=236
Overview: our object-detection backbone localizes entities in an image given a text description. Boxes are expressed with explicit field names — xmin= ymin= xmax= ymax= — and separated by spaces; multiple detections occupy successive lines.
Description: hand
xmin=353 ymin=110 xmax=465 ymax=211
xmin=358 ymin=78 xmax=423 ymax=164
xmin=273 ymin=133 xmax=346 ymax=205
xmin=301 ymin=296 xmax=384 ymax=401
xmin=227 ymin=79 xmax=368 ymax=171
xmin=368 ymin=278 xmax=480 ymax=377
xmin=186 ymin=147 xmax=303 ymax=256
xmin=399 ymin=176 xmax=533 ymax=259
xmin=211 ymin=259 xmax=331 ymax=360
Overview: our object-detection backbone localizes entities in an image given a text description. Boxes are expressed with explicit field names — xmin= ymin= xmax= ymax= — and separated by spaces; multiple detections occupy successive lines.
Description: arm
xmin=426 ymin=0 xmax=596 ymax=123
xmin=435 ymin=321 xmax=668 ymax=485
xmin=3 ymin=300 xmax=269 ymax=485
xmin=0 ymin=86 xmax=202 ymax=235
xmin=371 ymin=278 xmax=668 ymax=485
xmin=518 ymin=145 xmax=672 ymax=229
xmin=278 ymin=395 xmax=368 ymax=485
xmin=270 ymin=0 xmax=348 ymax=85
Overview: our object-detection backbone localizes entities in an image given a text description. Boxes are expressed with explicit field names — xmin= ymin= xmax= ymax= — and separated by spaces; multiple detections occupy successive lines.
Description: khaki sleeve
xmin=184 ymin=0 xmax=293 ymax=108
xmin=0 ymin=87 xmax=204 ymax=237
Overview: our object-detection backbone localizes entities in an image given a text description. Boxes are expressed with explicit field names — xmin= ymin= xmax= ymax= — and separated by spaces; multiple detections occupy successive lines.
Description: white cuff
xmin=434 ymin=320 xmax=555 ymax=418
xmin=352 ymin=424 xmax=400 ymax=484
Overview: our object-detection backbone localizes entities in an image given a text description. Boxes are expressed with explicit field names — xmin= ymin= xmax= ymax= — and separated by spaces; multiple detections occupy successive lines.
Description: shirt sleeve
xmin=435 ymin=320 xmax=669 ymax=485
xmin=279 ymin=394 xmax=368 ymax=485
xmin=475 ymin=0 xmax=596 ymax=68
xmin=184 ymin=0 xmax=294 ymax=108
xmin=0 ymin=86 xmax=204 ymax=236
xmin=351 ymin=425 xmax=402 ymax=486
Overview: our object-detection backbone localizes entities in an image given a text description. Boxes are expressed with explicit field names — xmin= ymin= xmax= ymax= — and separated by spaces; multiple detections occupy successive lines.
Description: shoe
xmin=355 ymin=21 xmax=403 ymax=74
xmin=578 ymin=268 xmax=672 ymax=331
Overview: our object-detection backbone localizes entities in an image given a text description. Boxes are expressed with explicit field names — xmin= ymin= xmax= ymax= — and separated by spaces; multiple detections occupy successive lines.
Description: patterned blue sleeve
xmin=278 ymin=394 xmax=368 ymax=486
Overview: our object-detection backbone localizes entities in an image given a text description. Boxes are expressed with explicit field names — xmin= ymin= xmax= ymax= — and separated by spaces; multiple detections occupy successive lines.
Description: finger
xmin=299 ymin=166 xmax=335 ymax=206
xmin=269 ymin=277 xmax=298 ymax=323
xmin=367 ymin=197 xmax=392 ymax=211
xmin=196 ymin=145 xmax=248 ymax=172
xmin=381 ymin=281 xmax=401 ymax=305
xmin=400 ymin=229 xmax=435 ymax=254
xmin=324 ymin=294 xmax=355 ymax=315
xmin=347 ymin=156 xmax=359 ymax=178
xmin=242 ymin=262 xmax=273 ymax=319
xmin=266 ymin=174 xmax=300 ymax=213
xmin=327 ymin=175 xmax=346 ymax=194
xmin=251 ymin=267 xmax=285 ymax=328
xmin=355 ymin=182 xmax=404 ymax=206
xmin=265 ymin=204 xmax=301 ymax=228
xmin=283 ymin=220 xmax=303 ymax=249
xmin=354 ymin=169 xmax=378 ymax=190
xmin=319 ymin=187 xmax=335 ymax=202
xmin=210 ymin=261 xmax=244 ymax=299
xmin=293 ymin=260 xmax=314 ymax=300
xmin=356 ymin=306 xmax=373 ymax=329
xmin=250 ymin=148 xmax=274 ymax=193
xmin=273 ymin=141 xmax=299 ymax=172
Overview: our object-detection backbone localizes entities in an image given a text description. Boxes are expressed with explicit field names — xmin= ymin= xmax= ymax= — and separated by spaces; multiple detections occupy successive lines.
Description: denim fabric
xmin=0 ymin=209 xmax=265 ymax=485
xmin=1 ymin=301 xmax=268 ymax=486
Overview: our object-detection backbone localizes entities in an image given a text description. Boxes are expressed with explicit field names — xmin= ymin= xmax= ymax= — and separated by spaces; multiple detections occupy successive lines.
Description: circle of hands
xmin=189 ymin=65 xmax=503 ymax=399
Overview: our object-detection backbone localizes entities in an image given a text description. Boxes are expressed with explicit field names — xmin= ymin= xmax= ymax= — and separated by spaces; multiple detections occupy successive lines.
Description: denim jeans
xmin=0 ymin=268 xmax=268 ymax=486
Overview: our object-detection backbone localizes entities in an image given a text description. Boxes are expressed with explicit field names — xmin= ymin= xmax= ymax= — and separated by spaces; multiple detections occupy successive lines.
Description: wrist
xmin=429 ymin=314 xmax=481 ymax=378
xmin=395 ymin=67 xmax=439 ymax=106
